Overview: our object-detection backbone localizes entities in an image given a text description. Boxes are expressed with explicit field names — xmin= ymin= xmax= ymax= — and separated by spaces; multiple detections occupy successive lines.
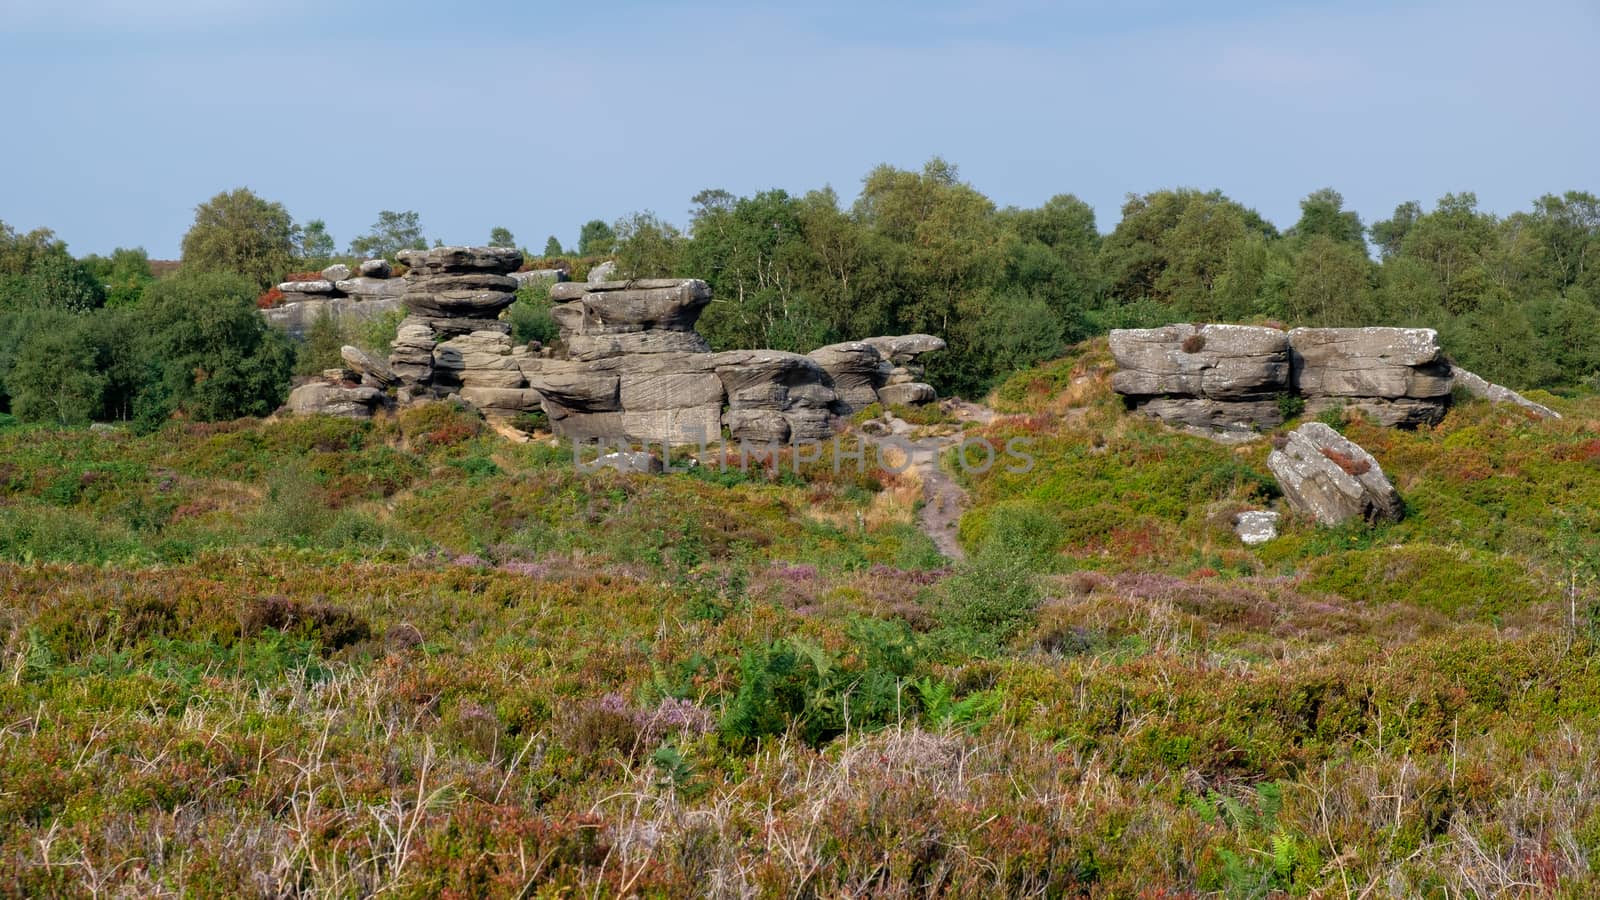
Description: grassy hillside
xmin=4 ymin=349 xmax=1600 ymax=896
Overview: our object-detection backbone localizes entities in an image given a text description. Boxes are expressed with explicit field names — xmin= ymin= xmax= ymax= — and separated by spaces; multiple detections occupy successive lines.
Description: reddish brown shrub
xmin=1180 ymin=334 xmax=1206 ymax=354
xmin=256 ymin=287 xmax=284 ymax=309
xmin=1320 ymin=446 xmax=1371 ymax=476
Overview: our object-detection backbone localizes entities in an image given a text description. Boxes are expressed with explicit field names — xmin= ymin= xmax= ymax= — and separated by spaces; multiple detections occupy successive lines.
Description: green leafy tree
xmin=9 ymin=321 xmax=109 ymax=426
xmin=82 ymin=247 xmax=155 ymax=308
xmin=296 ymin=219 xmax=337 ymax=259
xmin=1289 ymin=188 xmax=1365 ymax=247
xmin=612 ymin=211 xmax=684 ymax=279
xmin=179 ymin=188 xmax=297 ymax=291
xmin=348 ymin=210 xmax=427 ymax=260
xmin=488 ymin=227 xmax=516 ymax=248
xmin=134 ymin=272 xmax=293 ymax=430
xmin=1284 ymin=235 xmax=1376 ymax=325
xmin=1099 ymin=189 xmax=1276 ymax=319
xmin=0 ymin=221 xmax=105 ymax=312
xmin=577 ymin=219 xmax=616 ymax=256
xmin=542 ymin=235 xmax=564 ymax=257
xmin=1370 ymin=201 xmax=1421 ymax=260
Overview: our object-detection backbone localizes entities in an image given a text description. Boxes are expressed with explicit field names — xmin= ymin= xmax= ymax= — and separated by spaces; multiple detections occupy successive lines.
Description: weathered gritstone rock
xmin=807 ymin=341 xmax=886 ymax=414
xmin=713 ymin=350 xmax=839 ymax=444
xmin=397 ymin=246 xmax=523 ymax=319
xmin=1288 ymin=327 xmax=1450 ymax=427
xmin=1448 ymin=365 xmax=1560 ymax=419
xmin=510 ymin=268 xmax=564 ymax=287
xmin=1267 ymin=422 xmax=1403 ymax=526
xmin=340 ymin=345 xmax=399 ymax=389
xmin=548 ymin=279 xmax=713 ymax=355
xmin=263 ymin=258 xmax=410 ymax=339
xmin=1110 ymin=324 xmax=1290 ymax=400
xmin=283 ymin=381 xmax=386 ymax=419
xmin=1234 ymin=510 xmax=1280 ymax=545
xmin=1109 ymin=324 xmax=1289 ymax=433
xmin=1110 ymin=324 xmax=1484 ymax=434
xmin=381 ymin=250 xmax=947 ymax=444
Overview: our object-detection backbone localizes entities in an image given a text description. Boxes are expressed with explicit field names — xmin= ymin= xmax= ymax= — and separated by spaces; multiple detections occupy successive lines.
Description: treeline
xmin=588 ymin=161 xmax=1600 ymax=395
xmin=3 ymin=163 xmax=1597 ymax=429
xmin=0 ymin=223 xmax=291 ymax=428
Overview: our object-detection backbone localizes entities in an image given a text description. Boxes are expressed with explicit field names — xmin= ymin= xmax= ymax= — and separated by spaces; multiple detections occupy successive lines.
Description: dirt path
xmin=885 ymin=399 xmax=997 ymax=563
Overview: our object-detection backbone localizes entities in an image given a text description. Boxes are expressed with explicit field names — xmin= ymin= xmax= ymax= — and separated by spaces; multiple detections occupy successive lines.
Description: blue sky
xmin=1 ymin=0 xmax=1595 ymax=258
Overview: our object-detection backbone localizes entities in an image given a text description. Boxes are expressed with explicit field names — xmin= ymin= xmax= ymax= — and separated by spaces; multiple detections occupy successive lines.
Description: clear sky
xmin=1 ymin=0 xmax=1595 ymax=258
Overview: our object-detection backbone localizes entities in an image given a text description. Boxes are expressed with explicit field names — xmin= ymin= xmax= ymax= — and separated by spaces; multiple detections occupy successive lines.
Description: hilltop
xmin=3 ymin=338 xmax=1599 ymax=895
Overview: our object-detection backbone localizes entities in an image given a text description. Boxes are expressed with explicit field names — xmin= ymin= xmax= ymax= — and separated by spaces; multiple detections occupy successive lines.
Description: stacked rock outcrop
xmin=362 ymin=247 xmax=949 ymax=445
xmin=1109 ymin=324 xmax=1291 ymax=433
xmin=807 ymin=334 xmax=948 ymax=414
xmin=522 ymin=279 xmax=843 ymax=445
xmin=384 ymin=247 xmax=543 ymax=416
xmin=1289 ymin=328 xmax=1451 ymax=427
xmin=264 ymin=260 xmax=409 ymax=338
xmin=1111 ymin=325 xmax=1467 ymax=433
xmin=863 ymin=335 xmax=946 ymax=407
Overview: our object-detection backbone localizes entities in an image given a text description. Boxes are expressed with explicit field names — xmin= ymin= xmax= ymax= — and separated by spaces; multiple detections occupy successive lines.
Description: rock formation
xmin=1234 ymin=510 xmax=1280 ymax=545
xmin=1267 ymin=422 xmax=1403 ymax=526
xmin=1448 ymin=365 xmax=1560 ymax=419
xmin=264 ymin=261 xmax=409 ymax=338
xmin=521 ymin=280 xmax=847 ymax=445
xmin=1111 ymin=324 xmax=1544 ymax=434
xmin=284 ymin=378 xmax=386 ymax=419
xmin=808 ymin=334 xmax=946 ymax=414
xmin=331 ymin=246 xmax=951 ymax=443
xmin=379 ymin=246 xmax=546 ymax=415
xmin=1289 ymin=327 xmax=1451 ymax=427
xmin=1109 ymin=324 xmax=1290 ymax=434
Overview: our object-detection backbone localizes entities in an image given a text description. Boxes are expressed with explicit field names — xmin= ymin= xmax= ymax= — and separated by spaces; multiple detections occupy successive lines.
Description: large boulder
xmin=1288 ymin=327 xmax=1450 ymax=427
xmin=549 ymin=279 xmax=712 ymax=331
xmin=284 ymin=382 xmax=385 ymax=419
xmin=398 ymin=246 xmax=524 ymax=318
xmin=279 ymin=279 xmax=339 ymax=295
xmin=1267 ymin=422 xmax=1403 ymax=526
xmin=860 ymin=334 xmax=946 ymax=363
xmin=359 ymin=258 xmax=394 ymax=278
xmin=1288 ymin=327 xmax=1448 ymax=395
xmin=320 ymin=263 xmax=352 ymax=282
xmin=713 ymin=350 xmax=838 ymax=443
xmin=398 ymin=246 xmax=524 ymax=274
xmin=808 ymin=341 xmax=886 ymax=413
xmin=335 ymin=277 xmax=408 ymax=301
xmin=341 ymin=345 xmax=399 ymax=388
xmin=1110 ymin=324 xmax=1290 ymax=400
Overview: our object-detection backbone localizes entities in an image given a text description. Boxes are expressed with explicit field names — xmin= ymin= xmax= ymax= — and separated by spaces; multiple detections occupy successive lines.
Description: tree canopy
xmin=349 ymin=210 xmax=427 ymax=260
xmin=179 ymin=188 xmax=296 ymax=291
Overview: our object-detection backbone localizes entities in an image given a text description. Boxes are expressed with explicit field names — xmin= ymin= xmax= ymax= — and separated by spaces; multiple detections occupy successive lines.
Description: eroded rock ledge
xmin=306 ymin=246 xmax=951 ymax=442
xmin=1111 ymin=323 xmax=1552 ymax=435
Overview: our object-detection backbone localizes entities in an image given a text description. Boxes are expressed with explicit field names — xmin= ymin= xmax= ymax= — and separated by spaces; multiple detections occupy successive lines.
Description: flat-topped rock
xmin=1289 ymin=327 xmax=1451 ymax=400
xmin=279 ymin=279 xmax=339 ymax=294
xmin=397 ymin=246 xmax=523 ymax=274
xmin=284 ymin=382 xmax=385 ymax=419
xmin=321 ymin=263 xmax=352 ymax=282
xmin=359 ymin=258 xmax=393 ymax=278
xmin=860 ymin=334 xmax=947 ymax=363
xmin=1110 ymin=324 xmax=1290 ymax=400
xmin=335 ymin=277 xmax=407 ymax=300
